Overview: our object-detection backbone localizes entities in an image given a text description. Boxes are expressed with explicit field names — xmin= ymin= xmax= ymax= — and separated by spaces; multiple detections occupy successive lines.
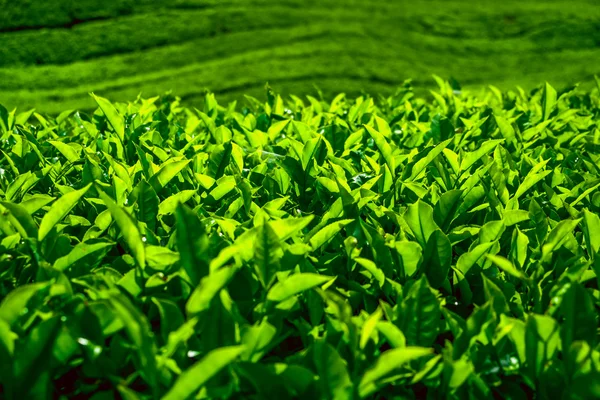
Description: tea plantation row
xmin=1 ymin=0 xmax=600 ymax=114
xmin=0 ymin=80 xmax=600 ymax=399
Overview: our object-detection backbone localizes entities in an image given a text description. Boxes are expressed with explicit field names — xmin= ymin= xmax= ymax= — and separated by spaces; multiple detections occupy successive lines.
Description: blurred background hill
xmin=1 ymin=0 xmax=599 ymax=114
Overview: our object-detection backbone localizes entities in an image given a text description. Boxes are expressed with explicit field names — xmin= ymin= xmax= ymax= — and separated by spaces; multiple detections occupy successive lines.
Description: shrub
xmin=0 ymin=80 xmax=600 ymax=399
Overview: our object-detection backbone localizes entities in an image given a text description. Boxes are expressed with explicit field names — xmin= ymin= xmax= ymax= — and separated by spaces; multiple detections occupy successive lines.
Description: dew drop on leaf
xmin=187 ymin=350 xmax=200 ymax=358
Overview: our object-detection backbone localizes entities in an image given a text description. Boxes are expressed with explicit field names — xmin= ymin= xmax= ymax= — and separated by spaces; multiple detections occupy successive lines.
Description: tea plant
xmin=2 ymin=0 xmax=600 ymax=115
xmin=1 ymin=79 xmax=600 ymax=399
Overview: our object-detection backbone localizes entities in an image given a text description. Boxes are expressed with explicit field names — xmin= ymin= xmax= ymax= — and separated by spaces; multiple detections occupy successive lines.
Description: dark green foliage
xmin=1 ymin=79 xmax=600 ymax=399
xmin=0 ymin=0 xmax=134 ymax=30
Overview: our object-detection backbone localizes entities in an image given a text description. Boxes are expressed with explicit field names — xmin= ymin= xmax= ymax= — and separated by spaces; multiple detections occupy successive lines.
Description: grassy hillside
xmin=1 ymin=0 xmax=600 ymax=114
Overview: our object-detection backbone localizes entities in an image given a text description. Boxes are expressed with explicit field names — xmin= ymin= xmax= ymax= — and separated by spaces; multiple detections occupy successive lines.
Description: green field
xmin=1 ymin=0 xmax=600 ymax=114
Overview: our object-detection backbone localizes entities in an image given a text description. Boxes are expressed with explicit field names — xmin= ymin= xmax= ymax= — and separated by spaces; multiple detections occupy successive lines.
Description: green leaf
xmin=19 ymin=194 xmax=55 ymax=215
xmin=308 ymin=219 xmax=354 ymax=251
xmin=510 ymin=227 xmax=529 ymax=269
xmin=395 ymin=241 xmax=423 ymax=278
xmin=529 ymin=198 xmax=549 ymax=244
xmin=560 ymin=283 xmax=596 ymax=350
xmin=301 ymin=136 xmax=326 ymax=172
xmin=542 ymin=82 xmax=557 ymax=121
xmin=0 ymin=319 xmax=15 ymax=392
xmin=267 ymin=273 xmax=333 ymax=303
xmin=502 ymin=209 xmax=530 ymax=226
xmin=0 ymin=319 xmax=15 ymax=357
xmin=486 ymin=255 xmax=528 ymax=280
xmin=399 ymin=276 xmax=441 ymax=347
xmin=583 ymin=209 xmax=600 ymax=260
xmin=376 ymin=321 xmax=406 ymax=348
xmin=479 ymin=220 xmax=505 ymax=243
xmin=5 ymin=172 xmax=40 ymax=202
xmin=513 ymin=160 xmax=552 ymax=201
xmin=0 ymin=282 xmax=49 ymax=326
xmin=269 ymin=215 xmax=314 ymax=241
xmin=456 ymin=241 xmax=496 ymax=276
xmin=482 ymin=275 xmax=509 ymax=315
xmin=267 ymin=119 xmax=290 ymax=142
xmin=162 ymin=346 xmax=244 ymax=400
xmin=186 ymin=267 xmax=234 ymax=316
xmin=53 ymin=241 xmax=114 ymax=271
xmin=107 ymin=293 xmax=158 ymax=396
xmin=98 ymin=188 xmax=145 ymax=268
xmin=208 ymin=175 xmax=236 ymax=201
xmin=235 ymin=363 xmax=289 ymax=399
xmin=38 ymin=183 xmax=91 ymax=241
xmin=240 ymin=320 xmax=277 ymax=362
xmin=130 ymin=180 xmax=159 ymax=232
xmin=422 ymin=230 xmax=452 ymax=288
xmin=445 ymin=356 xmax=474 ymax=391
xmin=404 ymin=200 xmax=439 ymax=248
xmin=0 ymin=103 xmax=8 ymax=133
xmin=13 ymin=316 xmax=62 ymax=398
xmin=360 ymin=307 xmax=383 ymax=349
xmin=145 ymin=245 xmax=180 ymax=271
xmin=175 ymin=204 xmax=209 ymax=285
xmin=208 ymin=142 xmax=233 ymax=179
xmin=91 ymin=93 xmax=125 ymax=142
xmin=541 ymin=218 xmax=581 ymax=262
xmin=158 ymin=190 xmax=196 ymax=217
xmin=149 ymin=159 xmax=191 ymax=193
xmin=525 ymin=314 xmax=559 ymax=379
xmin=0 ymin=202 xmax=38 ymax=238
xmin=163 ymin=318 xmax=199 ymax=359
xmin=374 ymin=115 xmax=392 ymax=138
xmin=253 ymin=222 xmax=282 ymax=289
xmin=6 ymin=79 xmax=600 ymax=400
xmin=364 ymin=125 xmax=395 ymax=177
xmin=495 ymin=114 xmax=515 ymax=141
xmin=409 ymin=138 xmax=452 ymax=180
xmin=48 ymin=140 xmax=80 ymax=163
xmin=313 ymin=340 xmax=353 ymax=400
xmin=433 ymin=189 xmax=463 ymax=232
xmin=152 ymin=298 xmax=185 ymax=342
xmin=460 ymin=139 xmax=503 ymax=172
xmin=355 ymin=258 xmax=386 ymax=288
xmin=358 ymin=347 xmax=433 ymax=398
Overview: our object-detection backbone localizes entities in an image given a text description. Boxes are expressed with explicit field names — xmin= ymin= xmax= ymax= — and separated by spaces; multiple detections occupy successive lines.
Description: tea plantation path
xmin=1 ymin=0 xmax=599 ymax=114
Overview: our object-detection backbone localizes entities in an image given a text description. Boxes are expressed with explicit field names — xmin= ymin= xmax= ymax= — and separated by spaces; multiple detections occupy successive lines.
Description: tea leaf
xmin=267 ymin=273 xmax=333 ymax=303
xmin=359 ymin=347 xmax=433 ymax=397
xmin=162 ymin=346 xmax=243 ymax=400
xmin=38 ymin=183 xmax=91 ymax=241
xmin=98 ymin=188 xmax=146 ymax=268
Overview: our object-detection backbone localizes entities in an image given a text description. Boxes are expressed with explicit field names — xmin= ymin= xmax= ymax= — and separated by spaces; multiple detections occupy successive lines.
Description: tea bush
xmin=1 ymin=79 xmax=600 ymax=399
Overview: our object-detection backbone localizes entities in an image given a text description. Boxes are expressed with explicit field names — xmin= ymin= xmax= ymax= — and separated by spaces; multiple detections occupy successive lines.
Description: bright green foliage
xmin=1 ymin=79 xmax=600 ymax=399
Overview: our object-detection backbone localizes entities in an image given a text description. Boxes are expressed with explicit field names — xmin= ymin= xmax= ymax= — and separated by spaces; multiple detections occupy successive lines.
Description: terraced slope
xmin=1 ymin=0 xmax=600 ymax=114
